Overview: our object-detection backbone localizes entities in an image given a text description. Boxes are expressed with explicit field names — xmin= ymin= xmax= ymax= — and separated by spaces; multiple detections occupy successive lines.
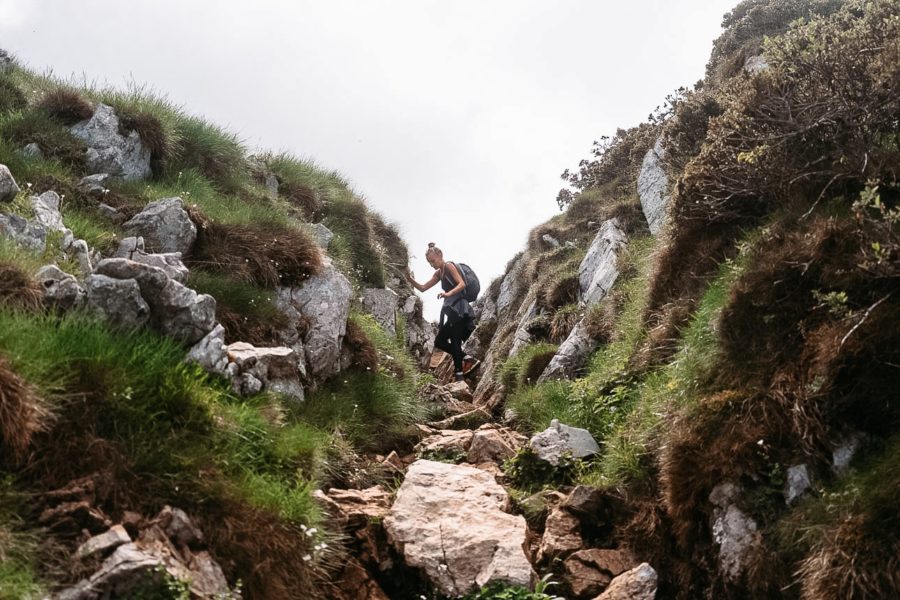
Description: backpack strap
xmin=445 ymin=261 xmax=468 ymax=290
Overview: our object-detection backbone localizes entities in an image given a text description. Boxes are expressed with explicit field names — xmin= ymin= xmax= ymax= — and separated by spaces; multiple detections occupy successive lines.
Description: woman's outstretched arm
xmin=405 ymin=268 xmax=441 ymax=293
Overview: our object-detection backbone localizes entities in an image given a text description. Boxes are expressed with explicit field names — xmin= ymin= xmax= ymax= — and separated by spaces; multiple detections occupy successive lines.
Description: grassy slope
xmin=0 ymin=58 xmax=421 ymax=598
xmin=497 ymin=2 xmax=900 ymax=598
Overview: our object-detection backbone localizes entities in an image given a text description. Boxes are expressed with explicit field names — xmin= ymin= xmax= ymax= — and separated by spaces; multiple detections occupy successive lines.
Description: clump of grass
xmin=0 ymin=263 xmax=42 ymax=312
xmin=324 ymin=195 xmax=385 ymax=288
xmin=264 ymin=153 xmax=352 ymax=218
xmin=188 ymin=271 xmax=288 ymax=345
xmin=506 ymin=380 xmax=572 ymax=435
xmin=499 ymin=342 xmax=558 ymax=395
xmin=175 ymin=115 xmax=247 ymax=192
xmin=549 ymin=304 xmax=581 ymax=344
xmin=0 ymin=353 xmax=51 ymax=464
xmin=342 ymin=318 xmax=380 ymax=373
xmin=189 ymin=219 xmax=323 ymax=289
xmin=0 ymin=78 xmax=27 ymax=114
xmin=0 ymin=110 xmax=87 ymax=173
xmin=36 ymin=88 xmax=94 ymax=125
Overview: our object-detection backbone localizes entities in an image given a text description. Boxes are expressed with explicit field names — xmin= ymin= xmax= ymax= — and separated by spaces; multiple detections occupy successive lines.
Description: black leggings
xmin=435 ymin=315 xmax=466 ymax=373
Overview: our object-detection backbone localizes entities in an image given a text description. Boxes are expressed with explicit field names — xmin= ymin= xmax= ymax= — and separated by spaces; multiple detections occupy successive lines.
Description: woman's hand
xmin=404 ymin=267 xmax=414 ymax=281
xmin=437 ymin=292 xmax=445 ymax=299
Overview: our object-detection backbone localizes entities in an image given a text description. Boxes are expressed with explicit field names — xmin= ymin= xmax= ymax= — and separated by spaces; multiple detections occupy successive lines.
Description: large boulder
xmin=94 ymin=258 xmax=216 ymax=344
xmin=0 ymin=164 xmax=21 ymax=202
xmin=0 ymin=213 xmax=46 ymax=252
xmin=122 ymin=197 xmax=197 ymax=255
xmin=540 ymin=320 xmax=597 ymax=382
xmin=496 ymin=255 xmax=526 ymax=321
xmin=70 ymin=104 xmax=152 ymax=181
xmin=384 ymin=460 xmax=534 ymax=596
xmin=275 ymin=259 xmax=351 ymax=381
xmin=637 ymin=137 xmax=669 ymax=235
xmin=36 ymin=265 xmax=85 ymax=312
xmin=579 ymin=219 xmax=627 ymax=307
xmin=361 ymin=287 xmax=399 ymax=335
xmin=508 ymin=299 xmax=540 ymax=357
xmin=530 ymin=419 xmax=600 ymax=466
xmin=85 ymin=275 xmax=151 ymax=329
xmin=537 ymin=506 xmax=583 ymax=563
xmin=400 ymin=294 xmax=434 ymax=363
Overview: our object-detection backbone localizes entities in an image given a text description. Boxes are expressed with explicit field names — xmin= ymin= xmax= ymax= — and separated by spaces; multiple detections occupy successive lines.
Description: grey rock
xmin=0 ymin=50 xmax=12 ymax=74
xmin=307 ymin=222 xmax=334 ymax=248
xmin=31 ymin=191 xmax=66 ymax=233
xmin=36 ymin=265 xmax=85 ymax=311
xmin=157 ymin=505 xmax=203 ymax=547
xmin=71 ymin=239 xmax=93 ymax=276
xmin=275 ymin=259 xmax=351 ymax=381
xmin=361 ymin=287 xmax=399 ymax=335
xmin=0 ymin=164 xmax=20 ymax=203
xmin=743 ymin=55 xmax=770 ymax=74
xmin=579 ymin=218 xmax=627 ymax=307
xmin=529 ymin=419 xmax=600 ymax=466
xmin=122 ymin=197 xmax=196 ymax=254
xmin=384 ymin=460 xmax=534 ymax=596
xmin=265 ymin=173 xmax=279 ymax=199
xmin=709 ymin=482 xmax=758 ymax=581
xmin=0 ymin=213 xmax=47 ymax=252
xmin=94 ymin=258 xmax=216 ymax=344
xmin=187 ymin=324 xmax=229 ymax=376
xmin=539 ymin=319 xmax=597 ymax=382
xmin=130 ymin=250 xmax=189 ymax=283
xmin=70 ymin=104 xmax=151 ymax=181
xmin=637 ymin=137 xmax=669 ymax=235
xmin=74 ymin=525 xmax=131 ymax=560
xmin=784 ymin=464 xmax=812 ymax=506
xmin=225 ymin=342 xmax=305 ymax=402
xmin=78 ymin=173 xmax=113 ymax=199
xmin=98 ymin=203 xmax=126 ymax=224
xmin=20 ymin=143 xmax=43 ymax=160
xmin=112 ymin=236 xmax=145 ymax=258
xmin=562 ymin=485 xmax=606 ymax=517
xmin=86 ymin=275 xmax=151 ymax=329
xmin=541 ymin=233 xmax=560 ymax=248
xmin=833 ymin=435 xmax=861 ymax=474
xmin=597 ymin=562 xmax=658 ymax=600
xmin=496 ymin=255 xmax=525 ymax=320
xmin=508 ymin=299 xmax=539 ymax=358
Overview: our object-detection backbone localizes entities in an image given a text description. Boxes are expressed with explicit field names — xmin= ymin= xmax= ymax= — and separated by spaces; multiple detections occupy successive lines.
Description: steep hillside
xmin=0 ymin=47 xmax=435 ymax=599
xmin=462 ymin=1 xmax=899 ymax=598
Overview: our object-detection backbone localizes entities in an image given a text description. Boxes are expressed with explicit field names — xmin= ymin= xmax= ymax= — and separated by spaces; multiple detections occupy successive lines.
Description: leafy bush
xmin=503 ymin=447 xmax=578 ymax=493
xmin=464 ymin=575 xmax=563 ymax=600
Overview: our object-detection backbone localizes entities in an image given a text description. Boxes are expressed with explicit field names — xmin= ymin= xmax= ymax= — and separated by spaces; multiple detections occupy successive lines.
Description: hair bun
xmin=428 ymin=242 xmax=436 ymax=248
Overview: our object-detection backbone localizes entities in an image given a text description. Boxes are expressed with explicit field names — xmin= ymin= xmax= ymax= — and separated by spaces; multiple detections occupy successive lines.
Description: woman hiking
xmin=405 ymin=242 xmax=478 ymax=382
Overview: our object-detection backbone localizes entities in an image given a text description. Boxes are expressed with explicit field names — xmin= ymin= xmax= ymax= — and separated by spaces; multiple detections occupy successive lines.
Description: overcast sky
xmin=1 ymin=0 xmax=736 ymax=317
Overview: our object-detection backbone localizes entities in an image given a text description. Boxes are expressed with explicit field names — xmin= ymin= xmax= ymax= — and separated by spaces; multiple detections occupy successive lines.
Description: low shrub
xmin=503 ymin=447 xmax=579 ymax=493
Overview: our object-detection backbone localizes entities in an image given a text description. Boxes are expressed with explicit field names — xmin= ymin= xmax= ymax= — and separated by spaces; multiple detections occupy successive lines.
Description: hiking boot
xmin=454 ymin=372 xmax=465 ymax=382
xmin=462 ymin=356 xmax=481 ymax=375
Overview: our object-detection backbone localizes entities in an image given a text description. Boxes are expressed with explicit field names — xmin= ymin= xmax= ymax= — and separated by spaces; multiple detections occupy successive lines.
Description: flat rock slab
xmin=384 ymin=460 xmax=534 ymax=596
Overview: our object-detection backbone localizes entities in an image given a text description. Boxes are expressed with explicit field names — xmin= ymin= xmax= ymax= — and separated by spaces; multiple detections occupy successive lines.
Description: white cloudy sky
xmin=1 ymin=0 xmax=736 ymax=316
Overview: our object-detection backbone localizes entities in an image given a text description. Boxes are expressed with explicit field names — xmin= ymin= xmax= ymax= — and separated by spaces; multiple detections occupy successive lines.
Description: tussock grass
xmin=189 ymin=218 xmax=323 ymax=289
xmin=324 ymin=195 xmax=385 ymax=288
xmin=176 ymin=115 xmax=247 ymax=192
xmin=0 ymin=354 xmax=50 ymax=464
xmin=0 ymin=263 xmax=42 ymax=312
xmin=36 ymin=88 xmax=94 ymax=126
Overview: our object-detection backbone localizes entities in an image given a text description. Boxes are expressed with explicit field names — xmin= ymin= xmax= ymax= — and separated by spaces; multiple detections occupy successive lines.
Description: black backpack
xmin=449 ymin=262 xmax=480 ymax=303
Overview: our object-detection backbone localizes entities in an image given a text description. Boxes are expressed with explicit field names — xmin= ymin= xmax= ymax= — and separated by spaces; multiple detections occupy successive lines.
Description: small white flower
xmin=757 ymin=439 xmax=765 ymax=446
xmin=302 ymin=554 xmax=312 ymax=561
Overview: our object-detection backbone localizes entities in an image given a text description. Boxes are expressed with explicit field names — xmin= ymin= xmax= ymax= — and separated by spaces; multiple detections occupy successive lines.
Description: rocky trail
xmin=314 ymin=359 xmax=659 ymax=600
